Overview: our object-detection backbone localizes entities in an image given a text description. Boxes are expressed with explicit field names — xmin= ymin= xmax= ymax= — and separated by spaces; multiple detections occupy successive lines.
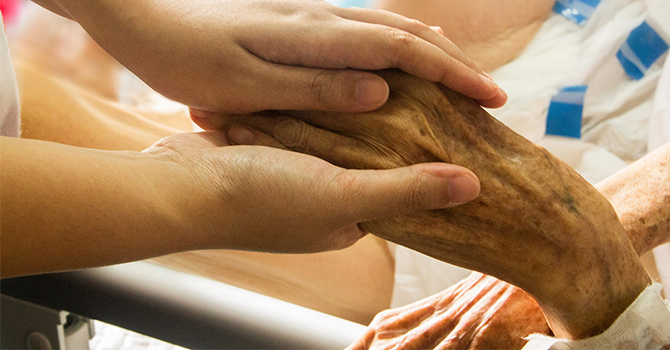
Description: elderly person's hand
xmin=347 ymin=272 xmax=550 ymax=350
xmin=341 ymin=142 xmax=670 ymax=350
xmin=198 ymin=70 xmax=651 ymax=340
xmin=34 ymin=0 xmax=504 ymax=114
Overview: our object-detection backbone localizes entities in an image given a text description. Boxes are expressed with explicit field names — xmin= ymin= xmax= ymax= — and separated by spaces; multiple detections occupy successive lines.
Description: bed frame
xmin=1 ymin=261 xmax=366 ymax=349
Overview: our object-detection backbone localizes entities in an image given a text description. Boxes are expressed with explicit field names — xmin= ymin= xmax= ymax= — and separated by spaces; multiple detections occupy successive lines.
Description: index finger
xmin=336 ymin=7 xmax=482 ymax=74
xmin=333 ymin=7 xmax=507 ymax=108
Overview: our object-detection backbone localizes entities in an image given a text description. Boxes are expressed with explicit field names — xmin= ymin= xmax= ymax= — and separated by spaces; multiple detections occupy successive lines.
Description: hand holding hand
xmin=199 ymin=70 xmax=650 ymax=339
xmin=143 ymin=130 xmax=480 ymax=253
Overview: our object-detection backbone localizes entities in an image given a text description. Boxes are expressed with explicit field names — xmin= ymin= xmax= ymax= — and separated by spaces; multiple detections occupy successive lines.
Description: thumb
xmin=336 ymin=163 xmax=480 ymax=222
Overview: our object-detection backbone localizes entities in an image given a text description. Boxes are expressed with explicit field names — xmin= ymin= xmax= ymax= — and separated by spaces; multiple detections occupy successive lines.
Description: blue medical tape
xmin=616 ymin=21 xmax=669 ymax=80
xmin=553 ymin=0 xmax=601 ymax=26
xmin=545 ymin=85 xmax=588 ymax=139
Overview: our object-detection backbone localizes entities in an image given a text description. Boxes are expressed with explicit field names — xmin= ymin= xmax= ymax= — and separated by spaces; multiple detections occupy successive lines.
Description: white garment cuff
xmin=522 ymin=283 xmax=670 ymax=350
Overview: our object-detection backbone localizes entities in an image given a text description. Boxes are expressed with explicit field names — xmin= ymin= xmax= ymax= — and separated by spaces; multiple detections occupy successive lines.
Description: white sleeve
xmin=522 ymin=283 xmax=670 ymax=350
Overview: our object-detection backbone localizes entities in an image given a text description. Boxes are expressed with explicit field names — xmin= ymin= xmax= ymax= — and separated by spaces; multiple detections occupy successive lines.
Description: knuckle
xmin=273 ymin=117 xmax=309 ymax=151
xmin=389 ymin=28 xmax=417 ymax=50
xmin=375 ymin=309 xmax=397 ymax=322
xmin=404 ymin=18 xmax=429 ymax=33
xmin=385 ymin=28 xmax=418 ymax=66
xmin=309 ymin=70 xmax=338 ymax=108
xmin=403 ymin=170 xmax=431 ymax=212
xmin=332 ymin=170 xmax=363 ymax=196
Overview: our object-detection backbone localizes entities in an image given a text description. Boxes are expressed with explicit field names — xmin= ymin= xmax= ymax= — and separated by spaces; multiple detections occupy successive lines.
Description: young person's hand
xmin=143 ymin=130 xmax=481 ymax=253
xmin=37 ymin=0 xmax=505 ymax=114
xmin=1 ymin=131 xmax=479 ymax=278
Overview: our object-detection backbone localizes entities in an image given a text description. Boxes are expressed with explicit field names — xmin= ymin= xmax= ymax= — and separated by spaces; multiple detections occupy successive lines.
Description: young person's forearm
xmin=597 ymin=142 xmax=670 ymax=256
xmin=0 ymin=137 xmax=198 ymax=278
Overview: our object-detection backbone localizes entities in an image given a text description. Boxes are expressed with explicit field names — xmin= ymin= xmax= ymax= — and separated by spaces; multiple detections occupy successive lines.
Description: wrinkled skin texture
xmin=197 ymin=70 xmax=650 ymax=339
xmin=345 ymin=143 xmax=670 ymax=350
xmin=597 ymin=143 xmax=670 ymax=255
xmin=347 ymin=272 xmax=551 ymax=350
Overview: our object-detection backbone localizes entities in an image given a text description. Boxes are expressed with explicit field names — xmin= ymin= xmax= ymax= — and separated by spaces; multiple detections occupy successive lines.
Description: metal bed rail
xmin=2 ymin=261 xmax=366 ymax=349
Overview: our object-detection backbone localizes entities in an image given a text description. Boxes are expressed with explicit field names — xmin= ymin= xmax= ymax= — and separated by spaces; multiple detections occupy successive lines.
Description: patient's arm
xmin=345 ymin=144 xmax=670 ymax=350
xmin=199 ymin=70 xmax=651 ymax=340
xmin=596 ymin=143 xmax=670 ymax=255
xmin=375 ymin=0 xmax=556 ymax=72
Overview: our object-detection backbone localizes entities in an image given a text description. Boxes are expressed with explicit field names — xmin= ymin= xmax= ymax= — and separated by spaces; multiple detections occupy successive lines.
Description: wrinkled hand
xmin=346 ymin=144 xmax=670 ymax=350
xmin=60 ymin=0 xmax=504 ymax=114
xmin=347 ymin=272 xmax=551 ymax=350
xmin=143 ymin=130 xmax=480 ymax=253
xmin=199 ymin=70 xmax=649 ymax=339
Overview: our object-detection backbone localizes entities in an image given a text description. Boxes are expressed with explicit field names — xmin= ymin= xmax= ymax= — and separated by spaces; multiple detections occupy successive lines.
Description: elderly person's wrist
xmin=537 ymin=241 xmax=650 ymax=340
xmin=535 ymin=143 xmax=670 ymax=339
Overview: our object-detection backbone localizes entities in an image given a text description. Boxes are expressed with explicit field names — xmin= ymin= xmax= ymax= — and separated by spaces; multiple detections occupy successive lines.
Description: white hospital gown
xmin=523 ymin=284 xmax=670 ymax=350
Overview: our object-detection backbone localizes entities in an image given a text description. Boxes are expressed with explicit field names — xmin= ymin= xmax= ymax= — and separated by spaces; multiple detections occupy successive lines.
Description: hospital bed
xmin=1 ymin=261 xmax=366 ymax=349
xmin=4 ymin=1 xmax=669 ymax=349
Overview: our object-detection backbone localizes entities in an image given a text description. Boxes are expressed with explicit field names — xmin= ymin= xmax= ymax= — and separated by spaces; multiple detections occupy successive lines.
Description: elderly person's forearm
xmin=597 ymin=142 xmax=670 ymax=255
xmin=198 ymin=70 xmax=651 ymax=340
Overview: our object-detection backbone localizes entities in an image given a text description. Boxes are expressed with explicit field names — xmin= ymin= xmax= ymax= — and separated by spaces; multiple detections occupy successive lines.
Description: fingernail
xmin=430 ymin=26 xmax=444 ymax=35
xmin=448 ymin=175 xmax=480 ymax=205
xmin=498 ymin=86 xmax=508 ymax=101
xmin=228 ymin=125 xmax=255 ymax=145
xmin=356 ymin=77 xmax=389 ymax=107
xmin=190 ymin=108 xmax=216 ymax=119
xmin=480 ymin=72 xmax=499 ymax=89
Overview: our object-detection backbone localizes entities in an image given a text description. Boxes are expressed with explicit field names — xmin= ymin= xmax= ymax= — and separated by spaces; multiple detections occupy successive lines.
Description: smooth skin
xmin=31 ymin=0 xmax=506 ymax=114
xmin=12 ymin=60 xmax=394 ymax=323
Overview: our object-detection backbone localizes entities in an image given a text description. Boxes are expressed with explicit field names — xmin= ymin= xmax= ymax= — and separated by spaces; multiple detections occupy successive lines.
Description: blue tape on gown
xmin=616 ymin=21 xmax=669 ymax=80
xmin=553 ymin=0 xmax=602 ymax=25
xmin=545 ymin=85 xmax=588 ymax=139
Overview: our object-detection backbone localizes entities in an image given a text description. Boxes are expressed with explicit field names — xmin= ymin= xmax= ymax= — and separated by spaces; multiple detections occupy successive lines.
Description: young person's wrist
xmin=136 ymin=150 xmax=234 ymax=253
